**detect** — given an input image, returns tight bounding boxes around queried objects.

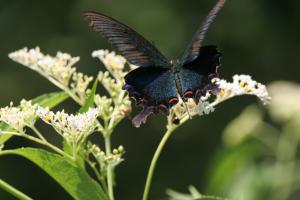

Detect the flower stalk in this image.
[142,121,178,200]
[105,135,114,200]
[1,131,73,160]
[0,179,33,200]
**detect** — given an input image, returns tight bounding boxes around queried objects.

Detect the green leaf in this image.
[62,140,72,155]
[31,91,68,107]
[0,148,108,200]
[79,79,98,113]
[62,140,86,169]
[0,133,11,145]
[167,188,229,200]
[0,91,68,145]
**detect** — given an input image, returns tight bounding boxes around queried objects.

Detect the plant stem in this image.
[29,125,47,142]
[38,72,83,105]
[105,135,114,200]
[1,131,73,160]
[142,124,177,200]
[86,159,108,193]
[0,179,33,200]
[141,99,222,200]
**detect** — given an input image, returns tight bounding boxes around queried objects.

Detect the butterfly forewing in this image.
[180,0,225,65]
[83,11,170,68]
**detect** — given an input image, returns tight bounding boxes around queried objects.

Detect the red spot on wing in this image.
[168,97,178,106]
[159,104,168,109]
[183,90,193,98]
[159,103,169,115]
[194,89,202,104]
[195,89,201,97]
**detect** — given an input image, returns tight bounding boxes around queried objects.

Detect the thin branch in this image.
[0,179,33,200]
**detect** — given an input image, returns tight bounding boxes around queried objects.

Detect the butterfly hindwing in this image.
[83,11,170,68]
[124,67,177,107]
[179,46,221,101]
[124,67,178,127]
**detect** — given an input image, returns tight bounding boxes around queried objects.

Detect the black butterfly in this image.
[84,0,225,127]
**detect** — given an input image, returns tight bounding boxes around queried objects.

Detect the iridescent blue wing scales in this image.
[124,67,177,107]
[124,67,177,127]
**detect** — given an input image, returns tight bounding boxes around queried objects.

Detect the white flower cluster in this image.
[171,98,214,122]
[92,50,132,134]
[88,144,125,168]
[171,75,270,121]
[92,50,126,76]
[9,47,93,103]
[71,72,93,101]
[94,95,113,119]
[37,107,100,145]
[98,71,123,98]
[215,74,271,105]
[0,100,38,132]
[197,101,215,116]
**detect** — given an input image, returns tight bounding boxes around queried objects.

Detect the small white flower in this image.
[9,47,79,87]
[215,74,271,105]
[0,105,24,132]
[91,49,132,134]
[8,47,44,70]
[37,107,100,145]
[92,49,126,73]
[9,47,93,103]
[70,72,94,100]
[98,71,123,98]
[197,101,215,115]
[19,100,39,127]
[170,74,270,123]
[0,100,38,132]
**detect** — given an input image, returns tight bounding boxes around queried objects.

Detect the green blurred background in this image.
[0,0,300,199]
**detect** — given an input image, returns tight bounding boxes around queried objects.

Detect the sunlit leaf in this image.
[0,148,109,200]
[31,91,68,107]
